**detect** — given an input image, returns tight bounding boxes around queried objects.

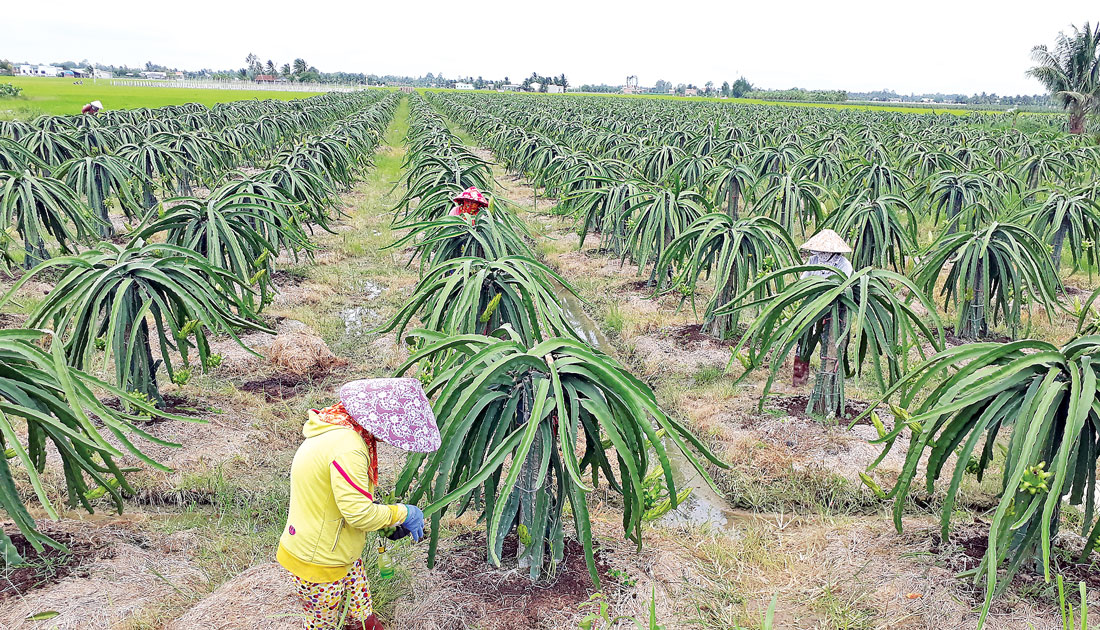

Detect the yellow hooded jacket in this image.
[276,410,408,583]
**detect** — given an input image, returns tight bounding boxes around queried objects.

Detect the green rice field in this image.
[0,76,329,118]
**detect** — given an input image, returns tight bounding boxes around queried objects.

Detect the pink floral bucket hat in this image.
[339,378,441,453]
[452,186,489,207]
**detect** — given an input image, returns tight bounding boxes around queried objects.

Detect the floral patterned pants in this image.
[291,559,380,629]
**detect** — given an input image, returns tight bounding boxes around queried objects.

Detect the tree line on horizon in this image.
[2,19,1096,124]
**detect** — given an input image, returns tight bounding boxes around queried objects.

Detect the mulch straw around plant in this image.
[0,522,205,630]
[164,562,303,630]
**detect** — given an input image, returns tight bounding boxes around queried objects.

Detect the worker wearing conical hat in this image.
[448,186,489,219]
[799,229,853,279]
[793,229,853,386]
[81,100,103,115]
[278,378,441,630]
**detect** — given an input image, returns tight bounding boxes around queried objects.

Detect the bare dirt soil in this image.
[932,521,1100,591]
[0,528,115,599]
[400,532,612,630]
[767,393,879,424]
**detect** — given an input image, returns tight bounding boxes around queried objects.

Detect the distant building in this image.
[59,70,75,78]
[255,74,276,83]
[684,88,698,96]
[497,84,522,92]
[21,65,60,77]
[455,82,474,90]
[141,71,167,80]
[93,69,113,79]
[547,85,564,94]
[529,82,541,92]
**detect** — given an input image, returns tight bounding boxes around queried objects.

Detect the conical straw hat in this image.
[800,229,851,253]
[339,378,441,453]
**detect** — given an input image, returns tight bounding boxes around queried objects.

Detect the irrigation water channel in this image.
[554,286,749,530]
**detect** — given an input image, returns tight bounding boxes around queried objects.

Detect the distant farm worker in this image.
[792,229,853,387]
[448,185,489,219]
[278,378,441,630]
[80,100,103,115]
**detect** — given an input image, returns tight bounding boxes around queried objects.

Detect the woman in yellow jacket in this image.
[278,378,441,630]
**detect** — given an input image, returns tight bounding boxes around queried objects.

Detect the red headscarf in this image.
[449,200,482,217]
[314,402,379,486]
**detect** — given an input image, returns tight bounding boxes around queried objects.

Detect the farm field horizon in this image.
[0,76,330,117]
[2,16,1100,630]
[1,76,1063,122]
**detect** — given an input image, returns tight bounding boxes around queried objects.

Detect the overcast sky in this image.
[7,0,1095,94]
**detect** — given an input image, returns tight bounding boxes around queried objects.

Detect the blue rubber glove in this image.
[400,505,425,542]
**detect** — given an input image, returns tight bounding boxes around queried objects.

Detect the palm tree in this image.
[1027,23,1100,134]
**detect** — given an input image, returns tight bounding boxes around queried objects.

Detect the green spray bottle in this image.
[376,544,394,580]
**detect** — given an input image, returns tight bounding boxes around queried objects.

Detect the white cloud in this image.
[6,0,1094,94]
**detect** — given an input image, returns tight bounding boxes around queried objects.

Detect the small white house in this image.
[684,88,698,97]
[455,82,474,90]
[22,65,61,77]
[529,82,541,92]
[141,71,167,80]
[547,85,564,94]
[93,69,113,79]
[497,84,522,92]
